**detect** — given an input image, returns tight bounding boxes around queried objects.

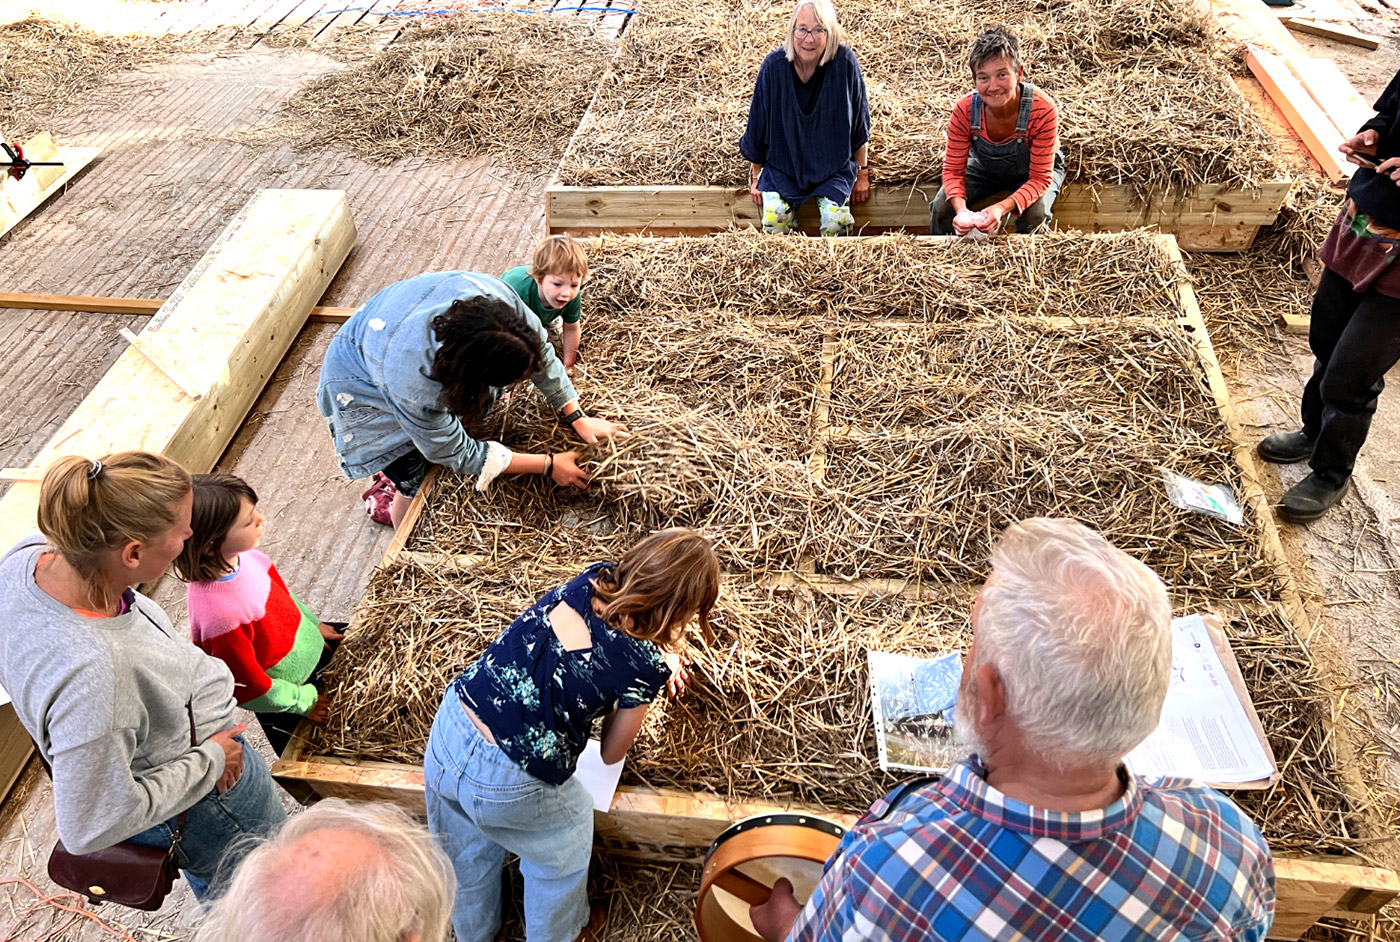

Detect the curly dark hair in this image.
[431,297,543,428]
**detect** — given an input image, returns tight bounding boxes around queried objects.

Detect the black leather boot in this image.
[1280,473,1350,523]
[1257,430,1314,464]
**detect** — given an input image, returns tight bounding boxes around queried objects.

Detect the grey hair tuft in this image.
[193,799,455,942]
[973,517,1171,768]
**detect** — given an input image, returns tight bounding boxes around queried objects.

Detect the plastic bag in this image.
[1161,469,1244,524]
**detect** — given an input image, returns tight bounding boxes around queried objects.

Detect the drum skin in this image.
[695,814,846,942]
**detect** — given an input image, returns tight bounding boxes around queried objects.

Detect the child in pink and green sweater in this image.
[174,474,345,756]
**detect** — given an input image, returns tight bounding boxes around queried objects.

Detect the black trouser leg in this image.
[1303,268,1400,484]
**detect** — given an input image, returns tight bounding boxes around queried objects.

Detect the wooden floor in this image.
[0,28,571,938]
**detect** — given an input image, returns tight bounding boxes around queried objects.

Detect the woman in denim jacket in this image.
[317,271,627,528]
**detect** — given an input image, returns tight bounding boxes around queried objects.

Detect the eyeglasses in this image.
[793,26,828,39]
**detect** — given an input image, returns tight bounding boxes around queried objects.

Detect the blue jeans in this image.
[425,693,593,942]
[126,738,286,900]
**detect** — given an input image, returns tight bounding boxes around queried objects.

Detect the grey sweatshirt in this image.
[0,536,237,855]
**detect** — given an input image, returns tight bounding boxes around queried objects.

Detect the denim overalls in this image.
[931,81,1067,234]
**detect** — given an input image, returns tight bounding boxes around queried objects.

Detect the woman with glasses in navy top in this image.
[740,0,871,237]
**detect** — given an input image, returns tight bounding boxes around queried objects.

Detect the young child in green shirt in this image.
[501,236,589,371]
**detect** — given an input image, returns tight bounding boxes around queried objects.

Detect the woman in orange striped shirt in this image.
[930,28,1065,237]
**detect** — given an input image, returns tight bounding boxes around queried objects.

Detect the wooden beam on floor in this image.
[0,291,358,323]
[1280,16,1382,49]
[0,131,101,240]
[0,189,356,546]
[1287,56,1376,140]
[1247,46,1349,182]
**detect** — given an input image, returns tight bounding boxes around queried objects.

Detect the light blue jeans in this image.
[126,737,286,900]
[425,692,594,942]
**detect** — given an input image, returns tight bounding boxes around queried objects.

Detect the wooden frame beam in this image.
[0,291,357,323]
[545,182,1291,251]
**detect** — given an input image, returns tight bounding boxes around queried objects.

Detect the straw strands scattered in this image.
[314,560,1359,852]
[0,17,198,139]
[311,230,1365,856]
[267,16,615,171]
[559,0,1283,191]
[583,229,1188,322]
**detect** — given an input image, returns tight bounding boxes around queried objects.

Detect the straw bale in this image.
[584,229,1187,322]
[266,15,614,171]
[314,561,1358,854]
[558,0,1283,192]
[0,17,197,139]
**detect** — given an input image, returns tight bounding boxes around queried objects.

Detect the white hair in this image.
[971,518,1171,767]
[194,800,455,942]
[782,0,843,67]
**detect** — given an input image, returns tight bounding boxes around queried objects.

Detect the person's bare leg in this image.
[390,490,413,530]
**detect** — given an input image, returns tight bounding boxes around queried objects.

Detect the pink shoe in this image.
[361,474,396,526]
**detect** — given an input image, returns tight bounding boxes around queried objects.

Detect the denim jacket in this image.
[316,271,577,481]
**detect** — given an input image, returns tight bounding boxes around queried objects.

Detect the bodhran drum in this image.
[694,813,846,942]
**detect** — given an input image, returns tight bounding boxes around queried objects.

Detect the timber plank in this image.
[546,182,1292,236]
[0,291,357,323]
[1248,47,1349,182]
[0,189,356,548]
[1289,56,1376,140]
[1281,17,1382,49]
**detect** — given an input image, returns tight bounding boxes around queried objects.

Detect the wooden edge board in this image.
[1158,234,1382,865]
[1287,57,1376,142]
[1247,47,1349,182]
[0,143,102,240]
[1282,17,1381,49]
[1207,0,1305,56]
[268,745,1397,936]
[0,292,357,323]
[1283,313,1311,335]
[546,182,1292,235]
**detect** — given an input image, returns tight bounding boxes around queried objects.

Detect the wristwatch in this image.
[561,408,587,425]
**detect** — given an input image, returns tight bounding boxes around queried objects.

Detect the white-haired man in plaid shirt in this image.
[753,518,1276,942]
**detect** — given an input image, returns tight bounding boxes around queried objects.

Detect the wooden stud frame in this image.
[272,234,1398,938]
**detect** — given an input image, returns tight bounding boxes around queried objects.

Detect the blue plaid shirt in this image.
[789,757,1275,942]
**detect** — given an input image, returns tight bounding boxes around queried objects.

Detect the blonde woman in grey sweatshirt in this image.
[0,451,285,899]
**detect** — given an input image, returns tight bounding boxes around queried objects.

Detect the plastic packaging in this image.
[1161,469,1244,524]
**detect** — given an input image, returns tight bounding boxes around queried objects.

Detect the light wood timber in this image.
[0,189,356,550]
[1283,313,1311,334]
[117,327,207,399]
[1287,56,1376,141]
[545,182,1291,245]
[1271,858,1400,939]
[1247,47,1349,182]
[0,131,101,239]
[0,291,358,323]
[1205,0,1304,55]
[1280,16,1382,49]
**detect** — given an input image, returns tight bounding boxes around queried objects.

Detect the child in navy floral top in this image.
[425,529,721,942]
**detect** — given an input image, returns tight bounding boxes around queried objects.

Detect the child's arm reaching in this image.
[599,704,650,765]
[562,321,581,372]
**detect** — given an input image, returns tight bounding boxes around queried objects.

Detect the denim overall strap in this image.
[968,82,1035,182]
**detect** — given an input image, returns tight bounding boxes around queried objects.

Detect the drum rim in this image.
[705,813,847,858]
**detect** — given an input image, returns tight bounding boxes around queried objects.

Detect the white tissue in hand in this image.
[954,210,978,229]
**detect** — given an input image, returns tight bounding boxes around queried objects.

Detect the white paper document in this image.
[1125,614,1275,784]
[575,739,625,812]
